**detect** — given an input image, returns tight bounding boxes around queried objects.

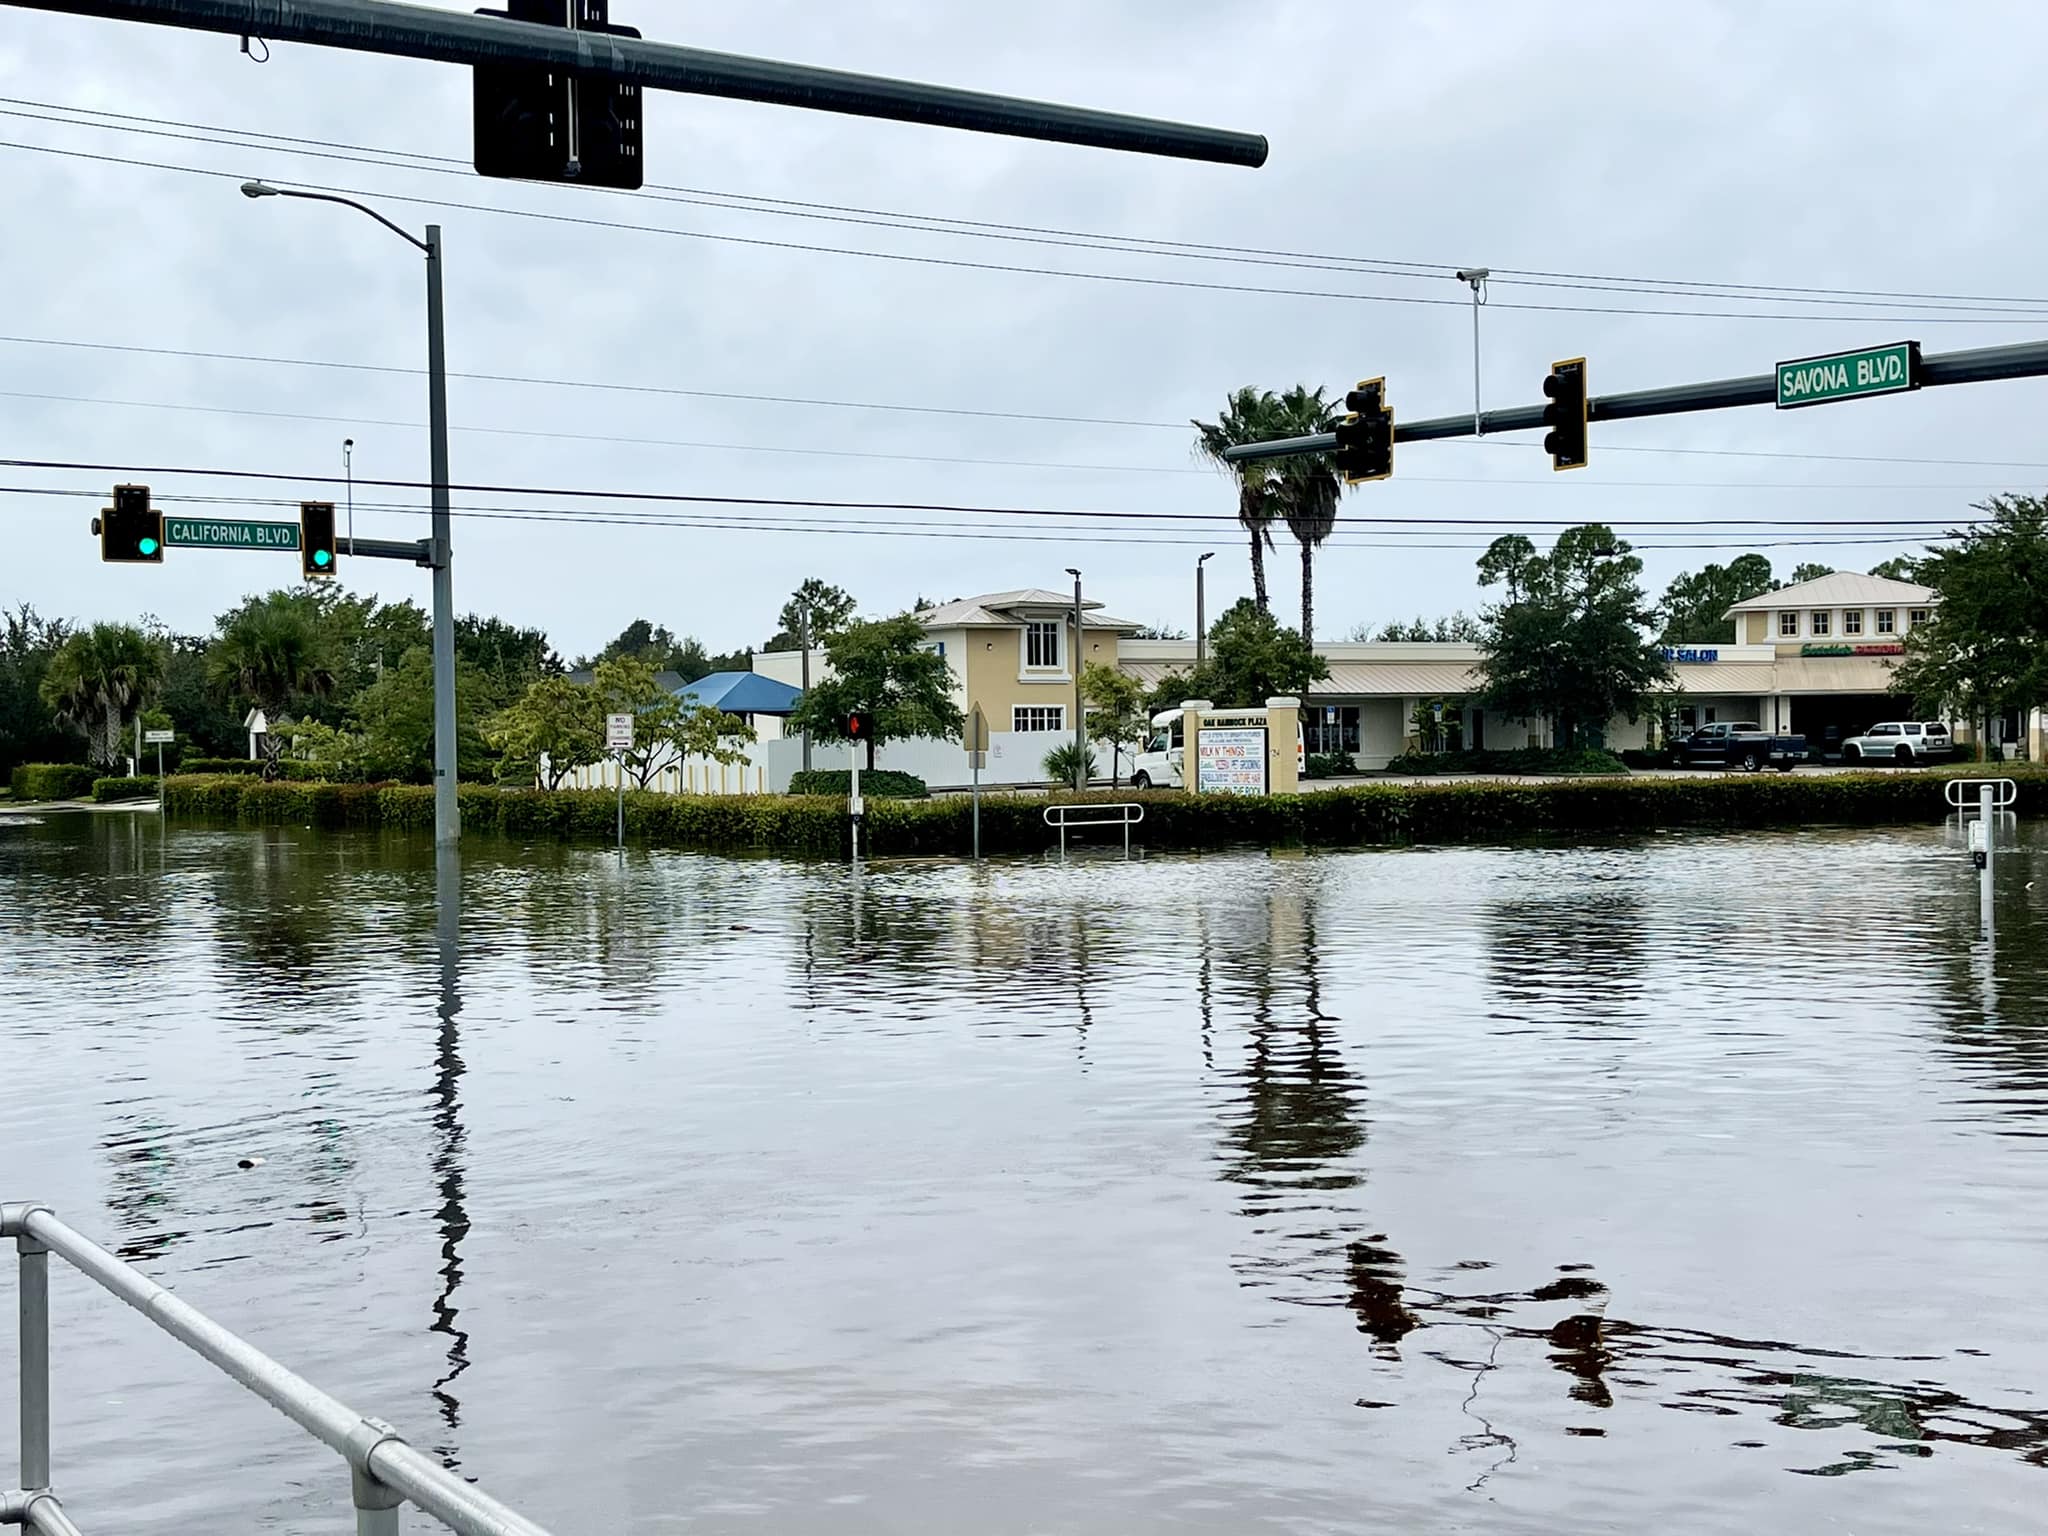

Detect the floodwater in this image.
[3,811,2047,1535]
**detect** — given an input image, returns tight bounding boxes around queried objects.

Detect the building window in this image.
[1779,611,1799,637]
[1024,620,1061,669]
[1843,609,1863,636]
[1810,611,1831,637]
[1908,607,1932,627]
[1013,705,1064,732]
[1875,609,1896,634]
[1305,706,1361,755]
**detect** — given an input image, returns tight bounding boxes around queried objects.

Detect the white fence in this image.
[550,729,1107,796]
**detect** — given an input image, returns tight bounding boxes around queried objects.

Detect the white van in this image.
[1128,708,1305,790]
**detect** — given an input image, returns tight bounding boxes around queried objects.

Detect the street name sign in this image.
[143,729,175,744]
[1776,341,1919,409]
[606,712,635,751]
[164,517,301,550]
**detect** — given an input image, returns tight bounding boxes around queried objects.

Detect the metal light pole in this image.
[1195,551,1215,667]
[242,181,458,849]
[798,600,813,774]
[1066,567,1085,791]
[1456,267,1488,438]
[343,436,355,549]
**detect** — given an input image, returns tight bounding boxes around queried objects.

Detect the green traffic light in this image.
[138,537,160,556]
[313,548,332,567]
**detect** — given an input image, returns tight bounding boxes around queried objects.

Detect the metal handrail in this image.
[1945,777,2018,810]
[1042,801,1145,856]
[3,1202,556,1536]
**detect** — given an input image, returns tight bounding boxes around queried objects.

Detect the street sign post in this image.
[966,705,990,859]
[143,729,175,744]
[163,518,302,551]
[145,728,173,808]
[1776,341,1920,409]
[605,712,633,851]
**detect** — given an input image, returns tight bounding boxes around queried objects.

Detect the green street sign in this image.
[1776,341,1919,409]
[163,517,301,551]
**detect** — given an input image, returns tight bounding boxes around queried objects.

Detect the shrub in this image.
[1041,741,1099,787]
[1304,751,1355,780]
[1382,747,1629,777]
[1618,749,1669,770]
[786,769,930,799]
[9,764,98,801]
[91,776,159,803]
[179,756,333,781]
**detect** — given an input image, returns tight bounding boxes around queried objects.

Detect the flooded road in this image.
[4,813,2047,1534]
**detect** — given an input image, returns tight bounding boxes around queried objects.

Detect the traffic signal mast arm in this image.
[1220,335,2048,464]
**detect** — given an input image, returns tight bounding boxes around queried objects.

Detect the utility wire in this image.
[3,133,2043,327]
[9,95,2048,314]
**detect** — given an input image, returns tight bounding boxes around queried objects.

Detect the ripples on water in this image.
[3,813,2047,1534]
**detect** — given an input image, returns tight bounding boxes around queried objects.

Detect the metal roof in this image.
[920,589,1141,631]
[1725,571,1934,615]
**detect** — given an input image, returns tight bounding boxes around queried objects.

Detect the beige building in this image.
[916,588,1141,734]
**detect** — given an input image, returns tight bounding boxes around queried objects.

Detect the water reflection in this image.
[429,846,472,1456]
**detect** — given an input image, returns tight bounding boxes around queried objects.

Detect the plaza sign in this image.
[1776,342,1920,410]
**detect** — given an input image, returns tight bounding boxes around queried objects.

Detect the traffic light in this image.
[1334,377,1393,484]
[300,501,339,580]
[473,0,643,189]
[846,711,877,743]
[1542,357,1590,471]
[95,483,163,564]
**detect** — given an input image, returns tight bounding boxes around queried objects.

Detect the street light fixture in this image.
[1196,551,1216,668]
[1066,567,1085,792]
[240,180,458,850]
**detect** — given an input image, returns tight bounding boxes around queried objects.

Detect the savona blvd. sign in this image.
[1776,341,1920,409]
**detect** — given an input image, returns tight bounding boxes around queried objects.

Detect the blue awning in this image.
[672,671,803,716]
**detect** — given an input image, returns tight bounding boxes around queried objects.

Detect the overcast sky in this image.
[4,0,2046,658]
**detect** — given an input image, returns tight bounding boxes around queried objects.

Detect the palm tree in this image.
[208,594,336,777]
[39,623,168,768]
[1193,387,1284,615]
[1270,384,1343,649]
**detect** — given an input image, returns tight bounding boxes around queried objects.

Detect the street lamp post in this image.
[1066,567,1085,792]
[242,181,458,849]
[1195,551,1215,668]
[798,599,813,774]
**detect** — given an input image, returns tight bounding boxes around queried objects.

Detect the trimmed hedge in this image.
[9,763,98,801]
[787,769,930,799]
[91,776,159,803]
[160,767,2046,855]
[1383,746,1630,776]
[179,756,333,780]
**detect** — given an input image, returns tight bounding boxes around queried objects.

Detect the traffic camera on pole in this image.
[1542,358,1590,471]
[300,502,339,580]
[95,484,162,564]
[1334,378,1393,484]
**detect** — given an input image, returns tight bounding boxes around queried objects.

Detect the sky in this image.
[5,0,2048,660]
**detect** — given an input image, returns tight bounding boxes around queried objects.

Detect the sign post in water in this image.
[606,713,634,852]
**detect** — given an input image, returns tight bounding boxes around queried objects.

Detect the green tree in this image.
[669,704,756,770]
[486,674,602,789]
[1655,553,1776,644]
[1193,387,1288,615]
[209,592,338,751]
[785,613,964,769]
[1357,613,1483,642]
[39,622,168,768]
[1475,525,1671,748]
[589,655,679,788]
[0,604,75,775]
[1894,495,2048,745]
[1144,599,1329,713]
[1270,384,1344,647]
[1788,562,1836,585]
[1080,660,1149,786]
[156,634,243,759]
[456,614,561,712]
[1867,555,1924,582]
[765,578,858,651]
[350,645,487,783]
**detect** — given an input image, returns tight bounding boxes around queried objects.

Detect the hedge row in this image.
[9,763,98,801]
[91,776,159,803]
[787,769,929,798]
[161,767,2046,855]
[179,757,333,780]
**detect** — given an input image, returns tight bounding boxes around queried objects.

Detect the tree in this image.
[1867,556,1924,583]
[456,614,561,712]
[157,634,243,759]
[785,613,964,768]
[1143,599,1328,713]
[209,592,337,748]
[350,645,488,783]
[1788,562,1836,585]
[0,604,75,776]
[1474,525,1672,748]
[1080,661,1149,786]
[39,623,168,768]
[486,675,602,789]
[1193,387,1287,615]
[1130,623,1189,640]
[1655,554,1776,644]
[1357,613,1483,642]
[764,578,858,651]
[1270,384,1344,647]
[668,703,756,771]
[589,655,682,789]
[1894,495,2048,745]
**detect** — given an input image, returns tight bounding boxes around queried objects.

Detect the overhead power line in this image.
[8,95,2048,315]
[3,132,2044,327]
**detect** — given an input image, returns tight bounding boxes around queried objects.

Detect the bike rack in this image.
[1944,778,2018,811]
[1043,801,1144,857]
[2,1202,557,1536]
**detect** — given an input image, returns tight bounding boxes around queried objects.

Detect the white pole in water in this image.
[1980,781,1995,935]
[850,751,862,864]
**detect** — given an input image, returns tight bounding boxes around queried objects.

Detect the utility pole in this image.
[1195,551,1214,668]
[425,224,457,849]
[798,600,813,774]
[1067,567,1086,791]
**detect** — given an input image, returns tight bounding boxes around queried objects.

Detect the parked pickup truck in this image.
[1840,721,1954,765]
[1669,722,1808,772]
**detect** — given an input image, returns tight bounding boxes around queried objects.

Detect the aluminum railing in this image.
[1944,777,2018,810]
[2,1202,558,1536]
[1043,801,1145,857]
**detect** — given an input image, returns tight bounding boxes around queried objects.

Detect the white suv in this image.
[1841,721,1953,765]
